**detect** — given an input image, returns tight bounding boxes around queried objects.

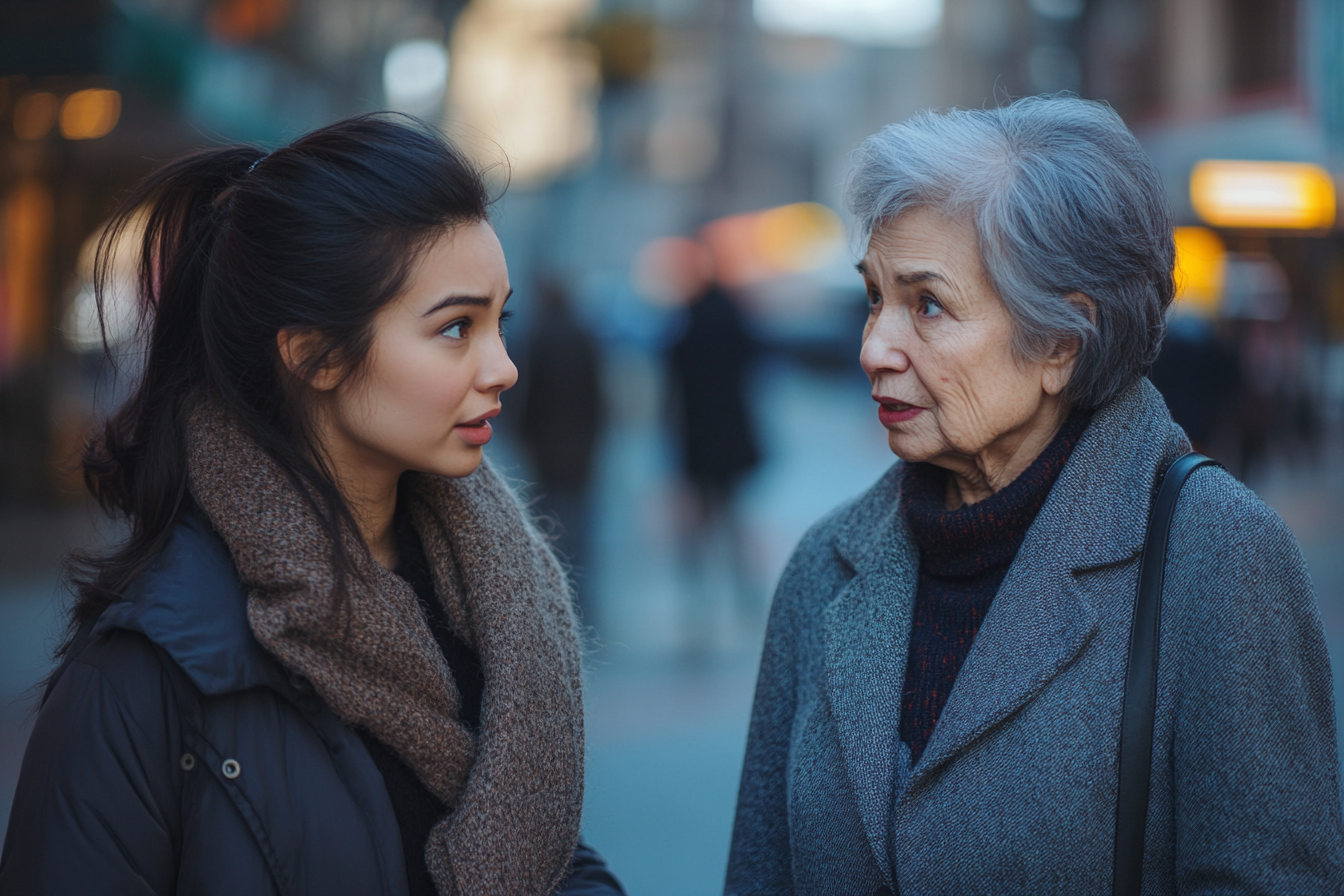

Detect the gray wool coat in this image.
[726,378,1344,895]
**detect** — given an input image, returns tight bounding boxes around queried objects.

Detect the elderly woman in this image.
[725,96,1343,895]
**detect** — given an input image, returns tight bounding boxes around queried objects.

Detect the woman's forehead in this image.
[862,208,983,282]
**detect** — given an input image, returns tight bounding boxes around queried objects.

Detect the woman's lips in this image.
[455,409,498,446]
[875,398,926,426]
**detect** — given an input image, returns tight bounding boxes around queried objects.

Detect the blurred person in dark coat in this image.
[668,276,762,648]
[519,280,606,620]
[1148,311,1235,456]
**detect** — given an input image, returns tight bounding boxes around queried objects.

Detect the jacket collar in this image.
[94,510,289,696]
[823,378,1188,872]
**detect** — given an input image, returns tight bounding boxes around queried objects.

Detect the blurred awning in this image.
[1137,106,1334,228]
[0,0,111,78]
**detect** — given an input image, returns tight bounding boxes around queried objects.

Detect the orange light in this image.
[1172,226,1225,316]
[59,89,121,140]
[1190,160,1336,230]
[2,180,55,367]
[208,0,291,44]
[700,202,845,287]
[755,202,844,272]
[631,237,713,306]
[13,91,58,140]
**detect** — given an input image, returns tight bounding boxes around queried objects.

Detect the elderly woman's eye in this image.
[919,296,944,317]
[867,289,882,309]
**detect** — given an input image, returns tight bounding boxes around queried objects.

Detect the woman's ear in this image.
[277,328,340,392]
[1041,292,1095,397]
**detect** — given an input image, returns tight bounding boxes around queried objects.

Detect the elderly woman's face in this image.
[859,207,1075,478]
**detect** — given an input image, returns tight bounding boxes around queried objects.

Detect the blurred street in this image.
[5,0,1344,892]
[5,354,1344,895]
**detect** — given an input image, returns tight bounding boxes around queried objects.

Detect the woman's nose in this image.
[480,334,519,393]
[860,308,912,376]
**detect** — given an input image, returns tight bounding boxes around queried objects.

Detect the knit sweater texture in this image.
[898,410,1090,763]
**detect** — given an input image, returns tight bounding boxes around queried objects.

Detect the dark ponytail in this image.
[66,114,492,640]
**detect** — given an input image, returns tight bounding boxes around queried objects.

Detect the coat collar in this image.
[823,378,1188,866]
[94,510,289,696]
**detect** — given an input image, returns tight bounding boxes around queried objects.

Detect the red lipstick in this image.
[874,396,925,426]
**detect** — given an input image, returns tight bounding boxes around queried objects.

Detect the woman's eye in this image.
[498,309,514,337]
[867,289,882,310]
[918,295,944,317]
[440,319,469,340]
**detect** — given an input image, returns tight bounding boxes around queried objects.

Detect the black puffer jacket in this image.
[0,514,621,896]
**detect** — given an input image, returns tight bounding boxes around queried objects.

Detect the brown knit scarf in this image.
[185,401,584,896]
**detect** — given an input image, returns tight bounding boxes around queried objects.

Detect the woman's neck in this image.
[938,397,1070,509]
[344,475,400,570]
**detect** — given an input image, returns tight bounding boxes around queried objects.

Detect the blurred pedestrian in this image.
[668,273,762,650]
[0,116,623,896]
[519,279,606,621]
[1148,310,1235,455]
[728,96,1342,894]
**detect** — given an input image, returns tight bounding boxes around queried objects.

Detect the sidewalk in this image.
[2,364,1343,896]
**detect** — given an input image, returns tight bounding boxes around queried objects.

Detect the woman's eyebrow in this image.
[421,295,492,317]
[854,262,944,285]
[895,271,944,285]
[421,288,514,317]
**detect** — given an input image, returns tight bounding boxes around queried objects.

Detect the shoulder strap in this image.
[1113,452,1218,896]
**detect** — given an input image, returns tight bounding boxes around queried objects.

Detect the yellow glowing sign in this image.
[1190,160,1336,230]
[1172,226,1225,316]
[60,89,121,140]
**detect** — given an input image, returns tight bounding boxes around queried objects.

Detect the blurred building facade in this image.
[2,0,1344,504]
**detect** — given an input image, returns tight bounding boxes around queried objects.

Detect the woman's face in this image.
[858,206,1074,479]
[315,220,517,483]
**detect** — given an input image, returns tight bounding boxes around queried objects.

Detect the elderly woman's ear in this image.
[1041,292,1095,397]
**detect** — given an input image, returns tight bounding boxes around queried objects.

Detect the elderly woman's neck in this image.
[939,398,1072,510]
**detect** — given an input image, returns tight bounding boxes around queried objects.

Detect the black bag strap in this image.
[1113,451,1218,896]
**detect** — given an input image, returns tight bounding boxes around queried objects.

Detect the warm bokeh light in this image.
[1190,160,1337,230]
[207,0,291,44]
[2,181,55,368]
[59,89,122,140]
[631,236,713,306]
[12,91,58,140]
[449,0,599,185]
[700,202,845,287]
[1172,226,1226,316]
[755,202,845,272]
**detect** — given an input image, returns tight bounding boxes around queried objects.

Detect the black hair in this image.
[66,114,493,642]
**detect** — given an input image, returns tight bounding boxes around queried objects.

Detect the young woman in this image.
[0,116,623,896]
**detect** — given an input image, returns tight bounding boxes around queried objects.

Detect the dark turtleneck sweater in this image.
[898,409,1090,764]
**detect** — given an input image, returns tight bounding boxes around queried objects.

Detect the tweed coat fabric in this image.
[726,378,1344,895]
[186,402,584,896]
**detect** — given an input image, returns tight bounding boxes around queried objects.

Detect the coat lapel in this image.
[907,556,1099,785]
[907,378,1188,786]
[816,379,1189,867]
[824,470,919,883]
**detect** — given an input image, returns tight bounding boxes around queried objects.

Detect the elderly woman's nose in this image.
[861,311,913,375]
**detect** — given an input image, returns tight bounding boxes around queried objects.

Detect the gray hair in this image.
[846,95,1174,410]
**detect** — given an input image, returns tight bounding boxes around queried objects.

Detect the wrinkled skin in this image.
[858,206,1083,508]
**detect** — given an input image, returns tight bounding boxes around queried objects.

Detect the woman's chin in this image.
[416,448,485,480]
[887,431,936,464]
